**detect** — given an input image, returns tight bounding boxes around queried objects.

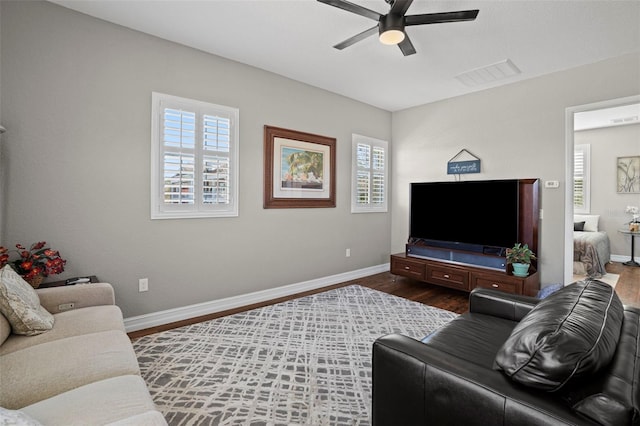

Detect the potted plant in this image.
[506,243,536,277]
[0,241,66,288]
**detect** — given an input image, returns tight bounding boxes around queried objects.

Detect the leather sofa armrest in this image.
[372,334,589,426]
[36,283,115,314]
[469,288,540,322]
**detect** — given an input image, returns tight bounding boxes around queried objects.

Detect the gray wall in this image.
[391,53,640,287]
[1,1,392,317]
[575,123,640,257]
[0,3,4,243]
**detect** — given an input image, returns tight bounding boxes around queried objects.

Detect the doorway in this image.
[565,95,640,284]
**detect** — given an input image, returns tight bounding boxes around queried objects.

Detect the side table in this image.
[38,275,99,288]
[618,229,640,267]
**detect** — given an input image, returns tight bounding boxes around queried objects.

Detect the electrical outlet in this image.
[139,278,149,292]
[346,248,351,257]
[58,302,75,311]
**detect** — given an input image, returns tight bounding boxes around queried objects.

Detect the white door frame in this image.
[564,94,640,285]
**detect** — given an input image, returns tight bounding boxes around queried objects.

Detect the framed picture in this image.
[264,125,336,208]
[617,156,640,193]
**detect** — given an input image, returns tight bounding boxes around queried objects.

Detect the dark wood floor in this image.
[128,261,639,339]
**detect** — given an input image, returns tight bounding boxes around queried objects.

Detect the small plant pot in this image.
[512,263,530,277]
[25,274,44,289]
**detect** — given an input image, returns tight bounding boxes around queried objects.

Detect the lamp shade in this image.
[379,29,405,45]
[379,14,405,45]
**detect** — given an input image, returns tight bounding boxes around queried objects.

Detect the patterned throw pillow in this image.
[0,265,54,335]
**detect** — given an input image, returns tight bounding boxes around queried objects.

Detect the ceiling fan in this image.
[317,0,479,56]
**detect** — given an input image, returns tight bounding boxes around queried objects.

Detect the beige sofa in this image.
[0,282,167,425]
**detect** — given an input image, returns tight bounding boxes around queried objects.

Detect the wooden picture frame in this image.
[617,156,640,194]
[264,125,336,208]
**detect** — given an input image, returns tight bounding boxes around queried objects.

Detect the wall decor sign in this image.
[617,155,640,193]
[264,125,336,208]
[447,149,481,175]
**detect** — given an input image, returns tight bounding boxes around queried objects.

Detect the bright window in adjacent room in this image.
[151,92,239,219]
[574,144,591,214]
[351,134,388,213]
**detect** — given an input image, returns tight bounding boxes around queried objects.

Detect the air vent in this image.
[610,116,639,125]
[455,59,521,87]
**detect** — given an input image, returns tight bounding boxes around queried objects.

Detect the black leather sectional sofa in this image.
[372,280,639,425]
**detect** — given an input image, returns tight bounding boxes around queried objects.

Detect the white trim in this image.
[124,263,390,332]
[611,254,640,264]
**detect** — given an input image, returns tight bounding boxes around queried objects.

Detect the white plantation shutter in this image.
[574,144,590,214]
[151,93,239,219]
[352,134,388,213]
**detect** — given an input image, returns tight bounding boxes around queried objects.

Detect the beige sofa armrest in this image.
[36,283,115,314]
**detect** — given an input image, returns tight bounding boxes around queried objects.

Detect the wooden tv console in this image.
[390,252,540,296]
[392,178,541,296]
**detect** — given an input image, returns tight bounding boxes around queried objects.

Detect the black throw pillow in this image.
[574,221,586,231]
[494,280,623,391]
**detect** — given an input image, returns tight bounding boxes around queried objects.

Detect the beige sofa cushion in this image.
[0,330,140,409]
[0,265,54,335]
[0,305,125,356]
[23,375,166,426]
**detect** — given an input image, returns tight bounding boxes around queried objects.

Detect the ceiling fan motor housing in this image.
[379,13,405,45]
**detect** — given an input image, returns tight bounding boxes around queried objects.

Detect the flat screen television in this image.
[410,179,519,254]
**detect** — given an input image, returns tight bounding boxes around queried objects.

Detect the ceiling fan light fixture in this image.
[379,29,405,45]
[379,13,405,45]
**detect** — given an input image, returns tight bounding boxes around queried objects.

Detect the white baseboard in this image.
[611,254,640,263]
[124,263,390,333]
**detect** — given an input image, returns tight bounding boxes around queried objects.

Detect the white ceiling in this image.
[50,0,640,112]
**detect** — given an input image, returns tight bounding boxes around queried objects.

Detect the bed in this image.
[573,214,611,278]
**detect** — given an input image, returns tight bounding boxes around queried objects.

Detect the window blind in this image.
[351,135,388,213]
[151,92,239,219]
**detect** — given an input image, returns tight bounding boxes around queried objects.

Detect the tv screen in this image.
[410,180,519,251]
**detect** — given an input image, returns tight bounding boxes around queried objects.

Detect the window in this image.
[351,134,388,213]
[151,92,239,219]
[574,144,590,214]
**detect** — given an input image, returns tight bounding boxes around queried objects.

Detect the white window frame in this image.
[573,144,591,214]
[351,134,388,213]
[151,92,239,219]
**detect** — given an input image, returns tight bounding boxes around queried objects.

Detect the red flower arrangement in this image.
[0,241,66,283]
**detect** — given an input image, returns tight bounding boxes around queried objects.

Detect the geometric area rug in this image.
[133,285,458,425]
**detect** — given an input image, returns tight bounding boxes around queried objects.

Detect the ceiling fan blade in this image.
[389,0,413,16]
[405,10,479,26]
[333,25,379,50]
[398,35,416,56]
[317,0,381,21]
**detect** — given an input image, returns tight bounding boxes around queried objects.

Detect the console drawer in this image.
[391,256,425,280]
[425,264,469,291]
[472,275,523,294]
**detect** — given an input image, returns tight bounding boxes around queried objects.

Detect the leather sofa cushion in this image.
[422,312,516,369]
[494,280,623,391]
